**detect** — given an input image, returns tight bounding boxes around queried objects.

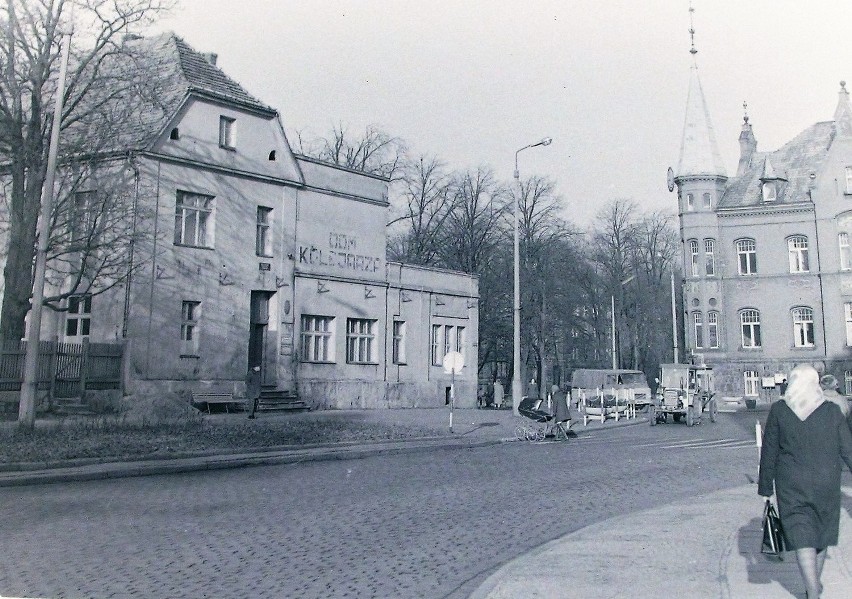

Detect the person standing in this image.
[551,384,573,439]
[820,374,849,417]
[246,365,262,419]
[758,364,852,598]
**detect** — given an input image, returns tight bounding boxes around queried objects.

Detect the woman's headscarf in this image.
[784,364,824,421]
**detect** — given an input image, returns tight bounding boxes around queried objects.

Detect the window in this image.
[707,311,719,349]
[693,312,704,348]
[443,325,454,358]
[736,239,757,275]
[431,325,442,365]
[689,239,700,277]
[788,236,810,273]
[432,324,464,366]
[744,370,759,397]
[456,326,465,356]
[180,301,200,355]
[846,166,852,194]
[174,191,214,248]
[762,181,776,202]
[703,192,711,209]
[346,318,377,364]
[846,370,852,396]
[686,193,694,211]
[301,315,334,362]
[841,233,851,271]
[65,294,92,338]
[219,116,236,149]
[846,303,852,346]
[704,239,716,276]
[392,321,407,364]
[792,307,815,347]
[740,309,761,348]
[256,206,272,256]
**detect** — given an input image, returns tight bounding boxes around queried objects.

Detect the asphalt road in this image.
[0,412,762,599]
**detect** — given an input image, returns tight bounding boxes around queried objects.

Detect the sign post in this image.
[442,351,465,433]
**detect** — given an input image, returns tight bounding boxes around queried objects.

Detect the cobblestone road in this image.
[0,413,760,598]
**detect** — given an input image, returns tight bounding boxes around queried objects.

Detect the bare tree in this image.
[512,175,578,393]
[439,166,508,273]
[386,154,454,266]
[0,0,169,341]
[299,122,407,179]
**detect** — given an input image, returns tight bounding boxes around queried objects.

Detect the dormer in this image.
[760,156,785,202]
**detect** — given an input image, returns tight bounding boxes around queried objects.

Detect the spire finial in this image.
[743,101,749,123]
[688,2,697,58]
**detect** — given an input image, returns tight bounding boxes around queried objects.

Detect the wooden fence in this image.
[0,339,124,406]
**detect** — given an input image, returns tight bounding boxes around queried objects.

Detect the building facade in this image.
[32,33,479,409]
[674,58,852,403]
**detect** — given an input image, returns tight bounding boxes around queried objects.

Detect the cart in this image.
[651,363,717,427]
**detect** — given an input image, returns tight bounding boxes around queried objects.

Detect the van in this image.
[569,368,652,409]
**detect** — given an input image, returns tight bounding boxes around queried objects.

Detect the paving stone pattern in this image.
[0,415,760,598]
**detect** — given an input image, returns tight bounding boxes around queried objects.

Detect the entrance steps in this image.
[258,388,310,412]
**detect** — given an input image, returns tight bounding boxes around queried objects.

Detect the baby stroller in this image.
[515,397,570,441]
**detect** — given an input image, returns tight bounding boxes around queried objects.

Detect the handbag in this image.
[761,499,787,559]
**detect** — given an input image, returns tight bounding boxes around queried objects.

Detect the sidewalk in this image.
[0,407,644,486]
[469,483,852,599]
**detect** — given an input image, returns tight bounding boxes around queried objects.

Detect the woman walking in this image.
[758,364,852,598]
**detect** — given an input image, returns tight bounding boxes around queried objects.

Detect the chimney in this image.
[202,52,218,66]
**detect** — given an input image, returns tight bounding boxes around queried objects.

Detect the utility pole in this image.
[671,271,679,363]
[19,29,71,427]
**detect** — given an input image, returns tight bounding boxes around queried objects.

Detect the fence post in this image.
[47,336,58,412]
[121,338,131,396]
[80,338,89,403]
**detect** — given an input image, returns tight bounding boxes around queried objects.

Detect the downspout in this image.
[811,193,828,361]
[121,152,140,339]
[144,160,162,375]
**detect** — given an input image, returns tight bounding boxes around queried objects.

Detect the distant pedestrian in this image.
[246,365,261,419]
[779,377,788,397]
[527,378,538,400]
[820,374,848,417]
[551,384,573,439]
[493,381,504,409]
[758,364,852,599]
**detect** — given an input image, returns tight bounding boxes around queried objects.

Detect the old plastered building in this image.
[35,33,478,409]
[673,53,852,402]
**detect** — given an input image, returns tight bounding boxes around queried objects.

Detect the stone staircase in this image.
[53,397,98,415]
[257,388,310,412]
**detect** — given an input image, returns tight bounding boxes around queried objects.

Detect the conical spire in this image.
[834,81,852,137]
[677,65,727,179]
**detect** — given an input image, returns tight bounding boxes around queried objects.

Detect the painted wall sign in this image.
[297,232,382,273]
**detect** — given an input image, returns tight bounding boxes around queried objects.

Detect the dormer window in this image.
[170,127,180,140]
[219,116,236,149]
[268,150,276,161]
[760,156,785,202]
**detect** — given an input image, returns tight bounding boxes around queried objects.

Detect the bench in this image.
[192,392,242,414]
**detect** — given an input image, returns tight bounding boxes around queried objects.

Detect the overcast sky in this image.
[154,1,851,225]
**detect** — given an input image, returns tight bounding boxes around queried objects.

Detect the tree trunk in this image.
[0,164,41,341]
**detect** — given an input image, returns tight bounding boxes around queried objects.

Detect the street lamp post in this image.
[512,137,552,415]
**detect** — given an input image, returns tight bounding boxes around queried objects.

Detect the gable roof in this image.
[77,32,276,154]
[717,121,834,210]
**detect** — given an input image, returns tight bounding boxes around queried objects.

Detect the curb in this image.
[0,415,647,487]
[0,437,509,487]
